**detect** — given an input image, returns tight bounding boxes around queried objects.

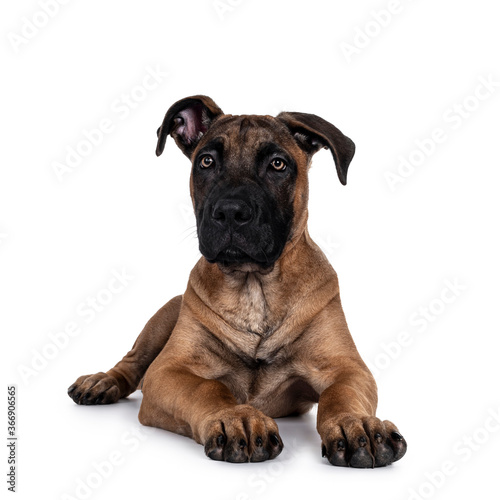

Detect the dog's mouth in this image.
[197,198,289,272]
[204,245,275,273]
[207,245,265,265]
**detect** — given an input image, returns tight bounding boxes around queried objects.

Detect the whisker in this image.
[179,225,197,236]
[179,229,198,244]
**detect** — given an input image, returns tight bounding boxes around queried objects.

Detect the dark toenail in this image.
[391,431,403,441]
[337,439,345,450]
[375,432,383,443]
[216,434,225,447]
[255,437,263,447]
[359,436,367,447]
[322,444,327,457]
[239,439,247,449]
[68,385,76,394]
[270,434,280,446]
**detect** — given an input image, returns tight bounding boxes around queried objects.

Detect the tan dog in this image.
[68,95,407,467]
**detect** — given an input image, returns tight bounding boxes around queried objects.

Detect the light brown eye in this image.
[200,155,214,168]
[270,158,287,171]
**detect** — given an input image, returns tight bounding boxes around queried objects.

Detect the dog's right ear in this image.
[156,95,224,158]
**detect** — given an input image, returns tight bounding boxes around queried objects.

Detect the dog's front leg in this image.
[68,295,182,405]
[316,362,405,467]
[304,297,407,467]
[138,319,284,463]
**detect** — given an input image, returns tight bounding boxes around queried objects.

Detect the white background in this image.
[2,1,500,499]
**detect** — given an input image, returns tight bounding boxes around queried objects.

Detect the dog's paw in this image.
[202,404,283,463]
[67,372,121,405]
[320,413,407,468]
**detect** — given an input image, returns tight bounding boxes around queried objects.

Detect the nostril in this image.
[234,210,251,223]
[212,208,225,221]
[212,199,253,226]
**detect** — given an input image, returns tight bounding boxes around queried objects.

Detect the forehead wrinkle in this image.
[221,119,272,175]
[199,115,302,177]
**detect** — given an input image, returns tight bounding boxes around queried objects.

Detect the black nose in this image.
[212,198,253,228]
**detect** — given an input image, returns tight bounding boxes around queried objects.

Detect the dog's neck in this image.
[190,229,338,338]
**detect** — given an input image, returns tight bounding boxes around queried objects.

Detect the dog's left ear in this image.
[156,95,224,158]
[277,112,355,185]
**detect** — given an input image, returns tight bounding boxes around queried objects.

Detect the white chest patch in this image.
[224,273,269,336]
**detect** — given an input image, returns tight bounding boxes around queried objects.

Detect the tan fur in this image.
[68,98,407,466]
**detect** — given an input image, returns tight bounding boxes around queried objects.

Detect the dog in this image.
[68,95,407,467]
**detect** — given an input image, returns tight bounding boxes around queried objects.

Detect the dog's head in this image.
[156,95,355,272]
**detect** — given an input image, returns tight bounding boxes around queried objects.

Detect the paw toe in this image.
[321,415,407,468]
[349,446,374,468]
[67,373,120,405]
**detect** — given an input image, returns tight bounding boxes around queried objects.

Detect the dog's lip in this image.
[209,246,276,275]
[207,245,268,266]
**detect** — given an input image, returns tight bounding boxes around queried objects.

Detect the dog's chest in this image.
[221,274,271,336]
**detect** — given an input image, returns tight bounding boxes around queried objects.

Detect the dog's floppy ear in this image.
[156,95,224,158]
[277,112,355,185]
